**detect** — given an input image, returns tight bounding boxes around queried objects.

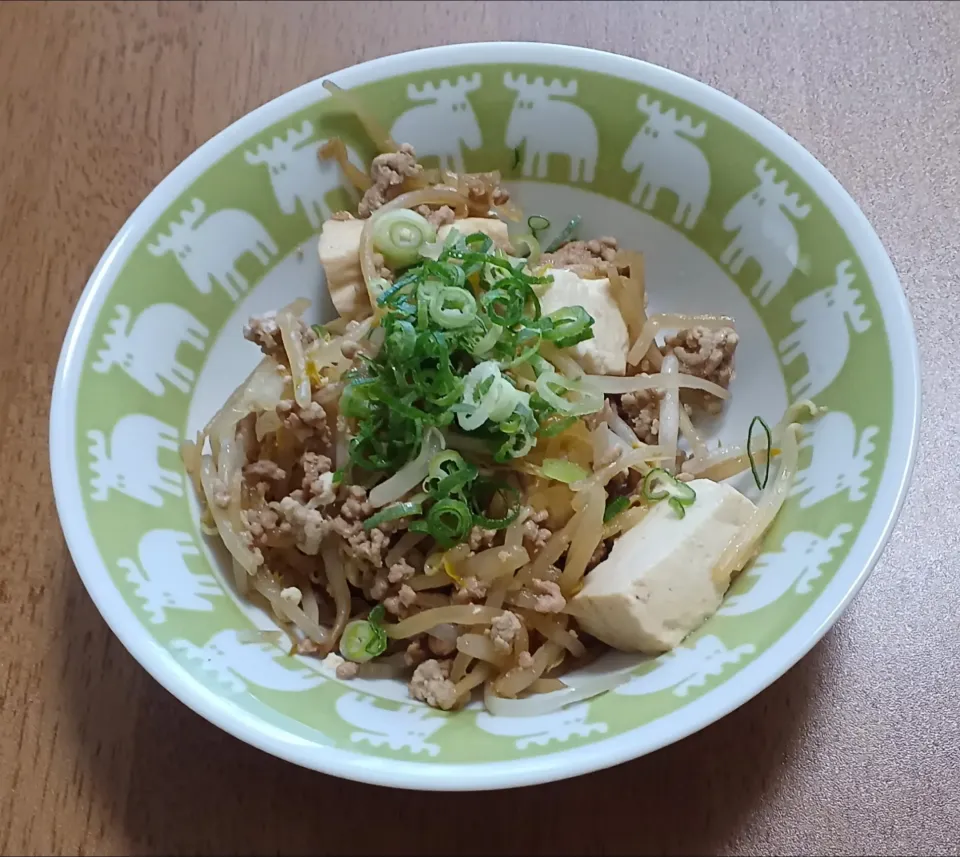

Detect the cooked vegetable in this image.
[372,209,437,268]
[642,468,697,518]
[748,415,773,490]
[340,604,388,662]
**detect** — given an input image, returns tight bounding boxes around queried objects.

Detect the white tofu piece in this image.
[317,218,368,319]
[539,268,629,375]
[567,480,756,653]
[437,217,511,251]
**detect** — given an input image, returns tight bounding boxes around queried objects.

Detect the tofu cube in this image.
[567,480,756,653]
[539,268,630,375]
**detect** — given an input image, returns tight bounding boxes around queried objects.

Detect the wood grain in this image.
[1,1,957,854]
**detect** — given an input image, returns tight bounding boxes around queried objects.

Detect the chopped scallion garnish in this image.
[747,415,773,490]
[339,604,388,663]
[642,468,697,518]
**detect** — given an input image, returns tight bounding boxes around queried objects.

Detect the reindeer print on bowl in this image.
[172,630,326,694]
[791,411,879,509]
[244,120,366,230]
[503,73,598,183]
[334,692,448,757]
[779,260,871,400]
[86,414,182,507]
[390,74,482,173]
[91,303,209,396]
[720,159,811,306]
[475,703,607,751]
[720,524,853,616]
[147,199,279,302]
[119,530,222,624]
[615,636,756,698]
[621,94,710,229]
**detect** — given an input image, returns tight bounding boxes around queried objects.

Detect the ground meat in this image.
[275,493,331,555]
[666,326,739,389]
[367,567,391,601]
[404,637,428,667]
[387,558,416,584]
[243,460,286,485]
[409,659,458,710]
[241,495,289,559]
[530,579,566,613]
[541,237,619,274]
[452,575,488,604]
[518,651,535,668]
[346,527,391,570]
[468,526,498,551]
[416,204,456,228]
[358,144,423,218]
[340,340,360,360]
[620,390,663,444]
[459,173,510,210]
[384,583,417,617]
[427,634,458,657]
[243,312,316,359]
[336,661,360,680]
[276,399,331,445]
[522,509,552,553]
[300,452,334,503]
[340,485,373,521]
[487,610,522,654]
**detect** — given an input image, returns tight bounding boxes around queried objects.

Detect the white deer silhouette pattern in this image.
[474,702,607,750]
[621,94,710,229]
[389,74,483,173]
[720,524,853,616]
[334,692,448,756]
[615,636,756,697]
[503,72,598,183]
[87,414,182,507]
[791,411,878,509]
[91,303,209,396]
[171,630,326,693]
[147,198,279,301]
[118,530,222,624]
[779,260,871,400]
[720,159,811,306]
[244,119,365,229]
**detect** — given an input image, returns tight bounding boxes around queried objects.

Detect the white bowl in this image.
[50,42,920,790]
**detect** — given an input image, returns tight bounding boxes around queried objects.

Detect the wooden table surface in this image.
[2,1,956,854]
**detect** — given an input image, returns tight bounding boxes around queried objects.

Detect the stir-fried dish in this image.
[182,82,820,715]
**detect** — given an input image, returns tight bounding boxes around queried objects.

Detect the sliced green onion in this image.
[527,214,551,236]
[430,286,477,330]
[470,320,504,356]
[535,371,604,417]
[511,233,542,265]
[540,306,595,348]
[424,498,474,549]
[540,414,578,438]
[340,605,388,662]
[331,469,344,485]
[311,323,330,340]
[603,496,630,523]
[541,458,590,484]
[747,415,772,490]
[642,468,696,518]
[544,215,582,253]
[363,500,423,531]
[481,289,523,327]
[372,209,437,268]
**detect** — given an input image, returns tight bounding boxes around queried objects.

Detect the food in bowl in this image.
[182,81,821,715]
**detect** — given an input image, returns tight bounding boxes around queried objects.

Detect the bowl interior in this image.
[53,45,913,789]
